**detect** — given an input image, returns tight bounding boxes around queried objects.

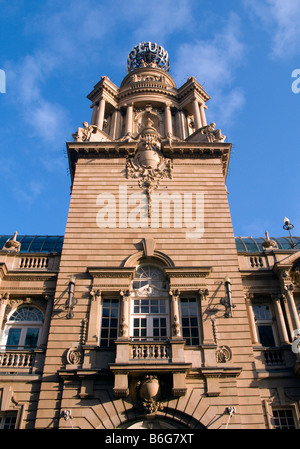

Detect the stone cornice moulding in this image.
[177,76,210,99]
[87,76,119,105]
[164,266,212,277]
[87,267,136,280]
[273,250,300,274]
[1,271,58,282]
[66,139,232,184]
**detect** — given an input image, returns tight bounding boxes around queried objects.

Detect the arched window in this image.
[131,264,169,341]
[132,265,166,290]
[3,306,44,349]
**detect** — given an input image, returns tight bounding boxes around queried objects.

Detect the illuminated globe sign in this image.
[127,42,170,73]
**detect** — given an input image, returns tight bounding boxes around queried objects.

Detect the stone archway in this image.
[119,417,187,429]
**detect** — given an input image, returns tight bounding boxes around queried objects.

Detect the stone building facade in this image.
[0,43,300,430]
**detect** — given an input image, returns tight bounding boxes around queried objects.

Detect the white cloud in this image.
[172,13,246,126]
[6,52,70,144]
[245,0,300,58]
[126,0,194,42]
[14,180,44,205]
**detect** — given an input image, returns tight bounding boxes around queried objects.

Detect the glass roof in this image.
[0,234,299,254]
[235,236,300,253]
[0,235,63,253]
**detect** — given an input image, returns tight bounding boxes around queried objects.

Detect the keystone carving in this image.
[136,375,164,414]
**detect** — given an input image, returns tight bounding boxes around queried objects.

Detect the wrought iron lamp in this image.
[65,275,77,319]
[283,217,296,248]
[220,276,235,317]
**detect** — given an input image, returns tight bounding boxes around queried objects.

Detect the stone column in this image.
[111,108,121,140]
[86,289,102,345]
[90,104,98,125]
[96,97,106,130]
[199,103,207,126]
[169,290,182,338]
[192,98,202,130]
[164,103,172,137]
[273,295,290,345]
[39,295,54,348]
[119,290,130,339]
[0,295,8,331]
[245,292,259,344]
[284,283,300,333]
[124,103,133,136]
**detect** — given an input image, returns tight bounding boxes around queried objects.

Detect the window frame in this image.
[179,296,201,347]
[1,306,44,350]
[253,302,278,347]
[272,407,297,429]
[130,263,170,341]
[99,298,120,348]
[0,413,17,429]
[130,298,169,341]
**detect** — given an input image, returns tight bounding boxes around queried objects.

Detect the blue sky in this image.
[0,0,299,240]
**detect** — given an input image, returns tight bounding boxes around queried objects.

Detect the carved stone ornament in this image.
[200,122,225,142]
[72,121,110,142]
[72,121,97,141]
[3,231,21,252]
[290,262,300,287]
[66,347,83,365]
[216,345,232,363]
[262,231,278,250]
[188,122,225,143]
[137,374,164,414]
[126,118,173,215]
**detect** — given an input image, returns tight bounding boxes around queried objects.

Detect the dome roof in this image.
[127,42,170,73]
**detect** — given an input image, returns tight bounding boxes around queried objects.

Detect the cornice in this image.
[66,140,232,181]
[164,266,212,279]
[87,267,136,280]
[1,271,58,282]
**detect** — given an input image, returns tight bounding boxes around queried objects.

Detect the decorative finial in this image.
[127,42,170,73]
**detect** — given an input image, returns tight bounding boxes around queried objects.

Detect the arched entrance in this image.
[119,417,187,429]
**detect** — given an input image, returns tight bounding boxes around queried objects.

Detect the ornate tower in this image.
[35,42,266,429]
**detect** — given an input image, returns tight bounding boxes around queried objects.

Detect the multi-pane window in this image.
[3,306,43,350]
[253,304,276,347]
[131,299,168,341]
[180,298,200,346]
[272,409,296,429]
[131,265,169,341]
[100,299,119,347]
[0,414,17,429]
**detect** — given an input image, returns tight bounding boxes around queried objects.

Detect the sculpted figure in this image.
[201,122,225,142]
[72,121,97,142]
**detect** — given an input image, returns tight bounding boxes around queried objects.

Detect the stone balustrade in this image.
[0,350,34,368]
[130,341,170,361]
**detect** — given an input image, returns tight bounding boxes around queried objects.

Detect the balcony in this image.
[110,338,191,398]
[0,347,45,374]
[0,349,34,369]
[253,346,297,376]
